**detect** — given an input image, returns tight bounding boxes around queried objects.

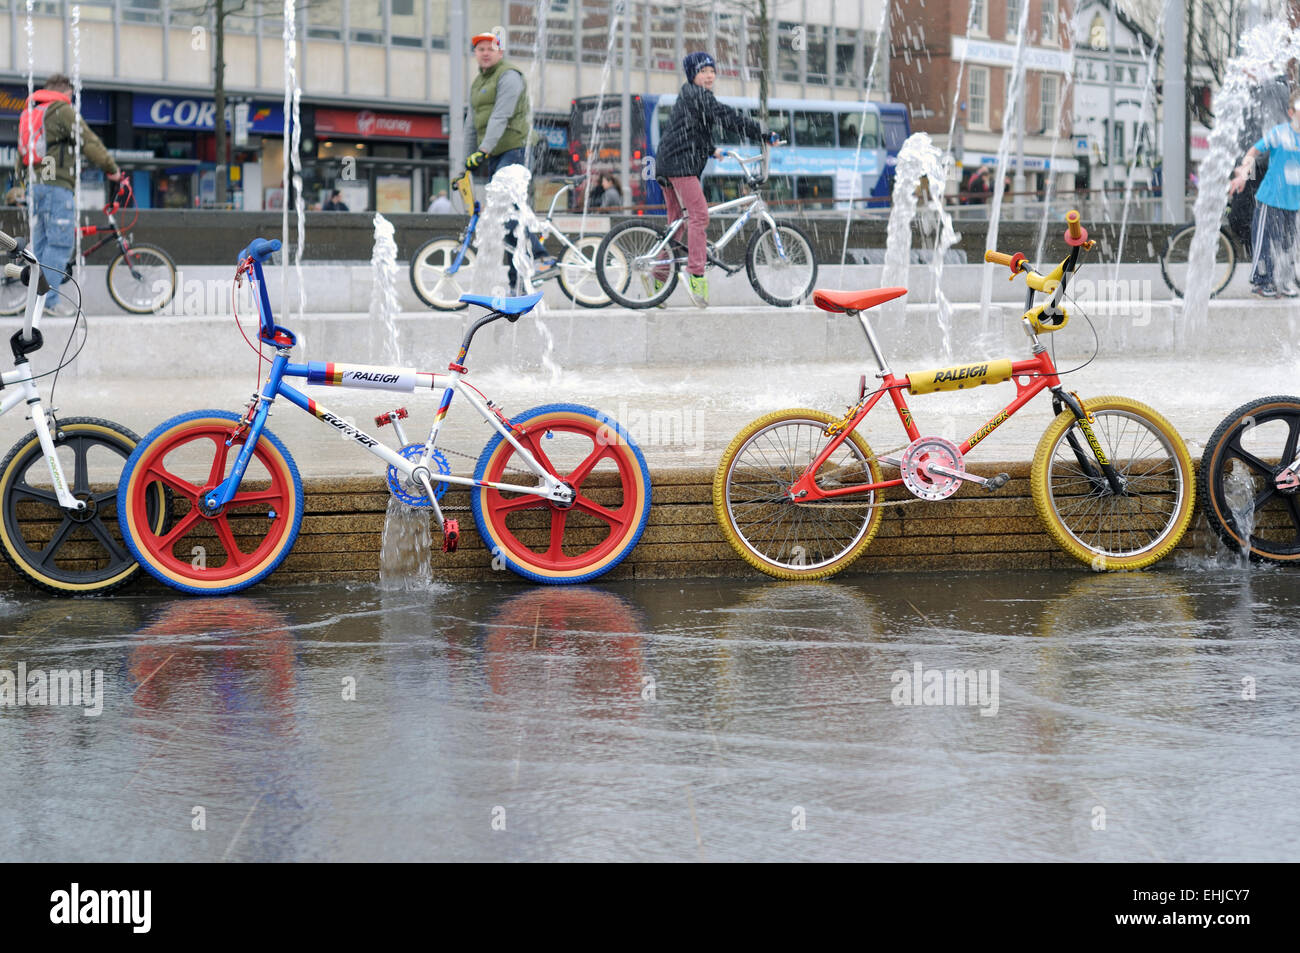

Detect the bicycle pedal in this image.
[442,518,459,553]
[984,472,1011,492]
[375,407,409,428]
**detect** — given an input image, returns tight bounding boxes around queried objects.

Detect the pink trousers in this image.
[663,175,709,276]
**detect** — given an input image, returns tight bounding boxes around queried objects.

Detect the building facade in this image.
[1070,0,1158,197]
[891,0,1077,196]
[0,0,888,211]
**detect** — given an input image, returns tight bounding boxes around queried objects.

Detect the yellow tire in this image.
[713,408,884,579]
[1030,395,1195,570]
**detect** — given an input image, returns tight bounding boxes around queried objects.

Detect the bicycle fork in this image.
[0,377,83,511]
[1053,390,1127,495]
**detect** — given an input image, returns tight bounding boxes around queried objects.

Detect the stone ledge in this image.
[0,463,1209,590]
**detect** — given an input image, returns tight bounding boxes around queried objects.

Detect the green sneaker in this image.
[685,273,709,309]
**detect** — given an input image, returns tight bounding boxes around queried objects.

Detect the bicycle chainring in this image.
[900,436,963,501]
[387,445,451,508]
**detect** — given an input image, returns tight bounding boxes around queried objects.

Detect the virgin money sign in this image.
[316,108,443,140]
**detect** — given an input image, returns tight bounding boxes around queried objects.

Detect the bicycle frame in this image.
[0,247,83,510]
[204,254,573,529]
[447,177,593,276]
[789,242,1124,503]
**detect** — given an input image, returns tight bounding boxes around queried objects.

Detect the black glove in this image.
[465,151,487,171]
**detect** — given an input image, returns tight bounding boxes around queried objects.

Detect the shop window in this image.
[968,66,989,130]
[805,24,829,86]
[650,10,676,72]
[777,21,800,83]
[834,29,859,88]
[1040,74,1058,135]
[307,0,342,40]
[123,0,162,24]
[392,0,424,47]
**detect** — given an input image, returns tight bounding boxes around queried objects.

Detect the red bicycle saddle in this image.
[812,287,908,313]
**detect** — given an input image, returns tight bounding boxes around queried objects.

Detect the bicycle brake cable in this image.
[1049,286,1101,377]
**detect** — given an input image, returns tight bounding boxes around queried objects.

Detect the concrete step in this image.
[28,292,1300,382]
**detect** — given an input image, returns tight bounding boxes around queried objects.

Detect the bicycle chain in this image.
[398,442,540,513]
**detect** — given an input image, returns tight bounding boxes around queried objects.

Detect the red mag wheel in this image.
[117,411,304,594]
[471,404,651,583]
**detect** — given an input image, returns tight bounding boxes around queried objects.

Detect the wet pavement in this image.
[1,563,1296,862]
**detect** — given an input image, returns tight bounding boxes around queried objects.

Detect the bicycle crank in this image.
[899,436,1009,500]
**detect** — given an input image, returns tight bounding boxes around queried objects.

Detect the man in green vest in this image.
[464,28,556,282]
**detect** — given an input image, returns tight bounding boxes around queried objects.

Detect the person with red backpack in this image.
[13,74,123,315]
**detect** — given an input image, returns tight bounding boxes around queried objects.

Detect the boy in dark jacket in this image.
[656,51,771,306]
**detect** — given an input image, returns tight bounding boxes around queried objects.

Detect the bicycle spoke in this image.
[156,509,203,552]
[86,515,129,565]
[37,518,77,566]
[213,517,247,569]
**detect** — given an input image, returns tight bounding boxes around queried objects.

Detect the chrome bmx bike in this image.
[593,141,818,309]
[409,171,615,310]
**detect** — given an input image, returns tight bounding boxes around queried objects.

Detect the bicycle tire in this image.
[596,219,677,308]
[1160,224,1235,299]
[1031,395,1195,570]
[556,235,613,308]
[713,408,884,580]
[410,235,475,311]
[117,410,304,594]
[107,242,177,314]
[745,220,818,307]
[0,417,165,594]
[0,271,27,316]
[1199,395,1300,563]
[471,403,651,583]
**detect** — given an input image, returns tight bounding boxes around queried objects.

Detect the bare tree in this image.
[176,1,310,206]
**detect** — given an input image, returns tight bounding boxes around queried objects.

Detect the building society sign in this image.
[950,37,1072,74]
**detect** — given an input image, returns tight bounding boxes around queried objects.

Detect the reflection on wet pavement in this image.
[1,565,1296,861]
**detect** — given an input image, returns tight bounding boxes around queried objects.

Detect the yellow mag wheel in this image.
[0,418,166,595]
[1031,395,1195,570]
[713,408,884,580]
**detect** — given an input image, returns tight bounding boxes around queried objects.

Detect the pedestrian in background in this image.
[14,73,123,315]
[463,27,556,282]
[597,173,623,209]
[323,189,349,211]
[1230,91,1300,298]
[428,190,453,213]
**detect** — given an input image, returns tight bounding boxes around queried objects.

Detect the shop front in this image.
[301,106,446,213]
[130,93,286,209]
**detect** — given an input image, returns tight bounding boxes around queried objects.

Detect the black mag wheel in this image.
[1199,396,1300,563]
[0,417,166,594]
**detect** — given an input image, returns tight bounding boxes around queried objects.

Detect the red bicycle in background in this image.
[0,178,177,315]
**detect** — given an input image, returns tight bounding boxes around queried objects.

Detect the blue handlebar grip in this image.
[238,237,282,263]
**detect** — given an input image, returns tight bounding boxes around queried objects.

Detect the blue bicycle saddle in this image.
[458,291,544,315]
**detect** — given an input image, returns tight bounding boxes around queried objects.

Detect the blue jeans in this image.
[31,183,77,308]
[485,147,548,286]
